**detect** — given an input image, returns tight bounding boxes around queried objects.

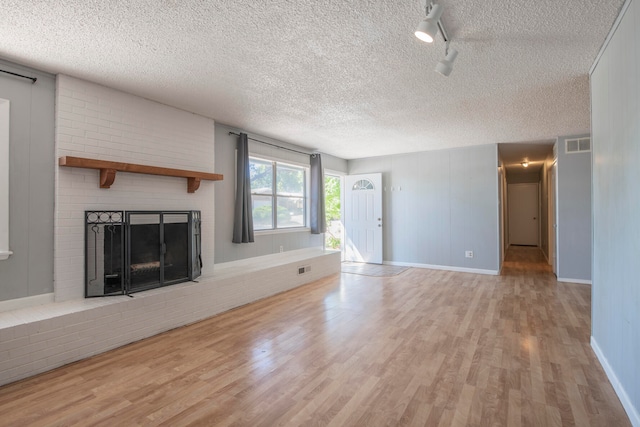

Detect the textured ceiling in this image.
[0,0,623,159]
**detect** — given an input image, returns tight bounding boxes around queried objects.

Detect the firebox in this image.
[85,210,201,297]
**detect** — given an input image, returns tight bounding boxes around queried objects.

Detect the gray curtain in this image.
[232,133,254,243]
[310,153,326,234]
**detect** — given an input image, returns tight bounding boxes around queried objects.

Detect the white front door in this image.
[344,173,383,264]
[508,183,539,246]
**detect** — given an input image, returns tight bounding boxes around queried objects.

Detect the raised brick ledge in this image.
[0,248,340,386]
[0,248,338,329]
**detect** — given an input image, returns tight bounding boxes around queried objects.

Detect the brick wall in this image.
[55,75,216,301]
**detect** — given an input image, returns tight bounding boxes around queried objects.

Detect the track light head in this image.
[415,4,443,43]
[435,48,458,76]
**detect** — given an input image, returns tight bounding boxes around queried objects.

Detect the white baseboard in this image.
[0,292,54,313]
[591,336,640,427]
[557,277,592,285]
[383,261,499,276]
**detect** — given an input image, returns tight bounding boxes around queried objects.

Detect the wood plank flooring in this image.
[0,247,630,426]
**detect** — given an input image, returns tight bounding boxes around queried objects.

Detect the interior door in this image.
[344,173,383,264]
[508,183,539,246]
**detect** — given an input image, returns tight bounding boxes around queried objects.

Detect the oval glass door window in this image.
[352,179,374,190]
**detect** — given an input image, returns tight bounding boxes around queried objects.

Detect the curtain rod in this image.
[0,69,37,83]
[228,132,316,157]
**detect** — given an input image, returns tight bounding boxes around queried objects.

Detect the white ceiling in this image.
[0,0,623,159]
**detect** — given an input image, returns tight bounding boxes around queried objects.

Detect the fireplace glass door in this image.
[85,210,201,297]
[127,213,162,292]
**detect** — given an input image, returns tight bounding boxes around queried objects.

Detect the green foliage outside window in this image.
[324,175,341,250]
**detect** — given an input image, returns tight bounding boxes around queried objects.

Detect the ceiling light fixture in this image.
[415,2,459,77]
[415,3,443,43]
[521,161,529,168]
[435,44,458,76]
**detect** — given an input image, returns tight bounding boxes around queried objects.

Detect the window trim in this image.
[249,156,309,232]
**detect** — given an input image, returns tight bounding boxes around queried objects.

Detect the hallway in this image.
[503,245,553,274]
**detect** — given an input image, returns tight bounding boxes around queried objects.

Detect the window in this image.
[352,179,374,190]
[250,157,307,230]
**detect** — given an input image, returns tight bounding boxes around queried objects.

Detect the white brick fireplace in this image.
[55,75,216,302]
[0,75,340,386]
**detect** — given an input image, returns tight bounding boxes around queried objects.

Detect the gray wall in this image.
[348,144,500,272]
[556,134,591,281]
[214,124,347,263]
[0,60,55,302]
[591,0,640,421]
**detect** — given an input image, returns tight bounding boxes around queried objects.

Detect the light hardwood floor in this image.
[0,247,630,426]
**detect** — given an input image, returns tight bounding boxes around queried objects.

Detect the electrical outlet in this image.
[279,245,284,253]
[465,251,474,258]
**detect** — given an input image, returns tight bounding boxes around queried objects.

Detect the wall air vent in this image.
[566,137,591,154]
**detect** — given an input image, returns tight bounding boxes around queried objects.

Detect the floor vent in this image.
[566,137,591,153]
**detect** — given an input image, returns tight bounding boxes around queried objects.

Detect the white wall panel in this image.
[591,0,640,423]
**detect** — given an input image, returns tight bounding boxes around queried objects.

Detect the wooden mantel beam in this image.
[59,156,223,193]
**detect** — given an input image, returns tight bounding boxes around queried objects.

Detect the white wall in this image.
[590,0,640,424]
[348,144,500,273]
[55,75,216,301]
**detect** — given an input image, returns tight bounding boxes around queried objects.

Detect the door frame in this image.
[344,173,383,264]
[549,161,558,274]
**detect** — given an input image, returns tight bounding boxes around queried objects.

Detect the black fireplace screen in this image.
[85,210,201,297]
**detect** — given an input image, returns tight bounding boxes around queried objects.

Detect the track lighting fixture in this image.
[415,4,443,43]
[435,46,458,76]
[415,2,459,77]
